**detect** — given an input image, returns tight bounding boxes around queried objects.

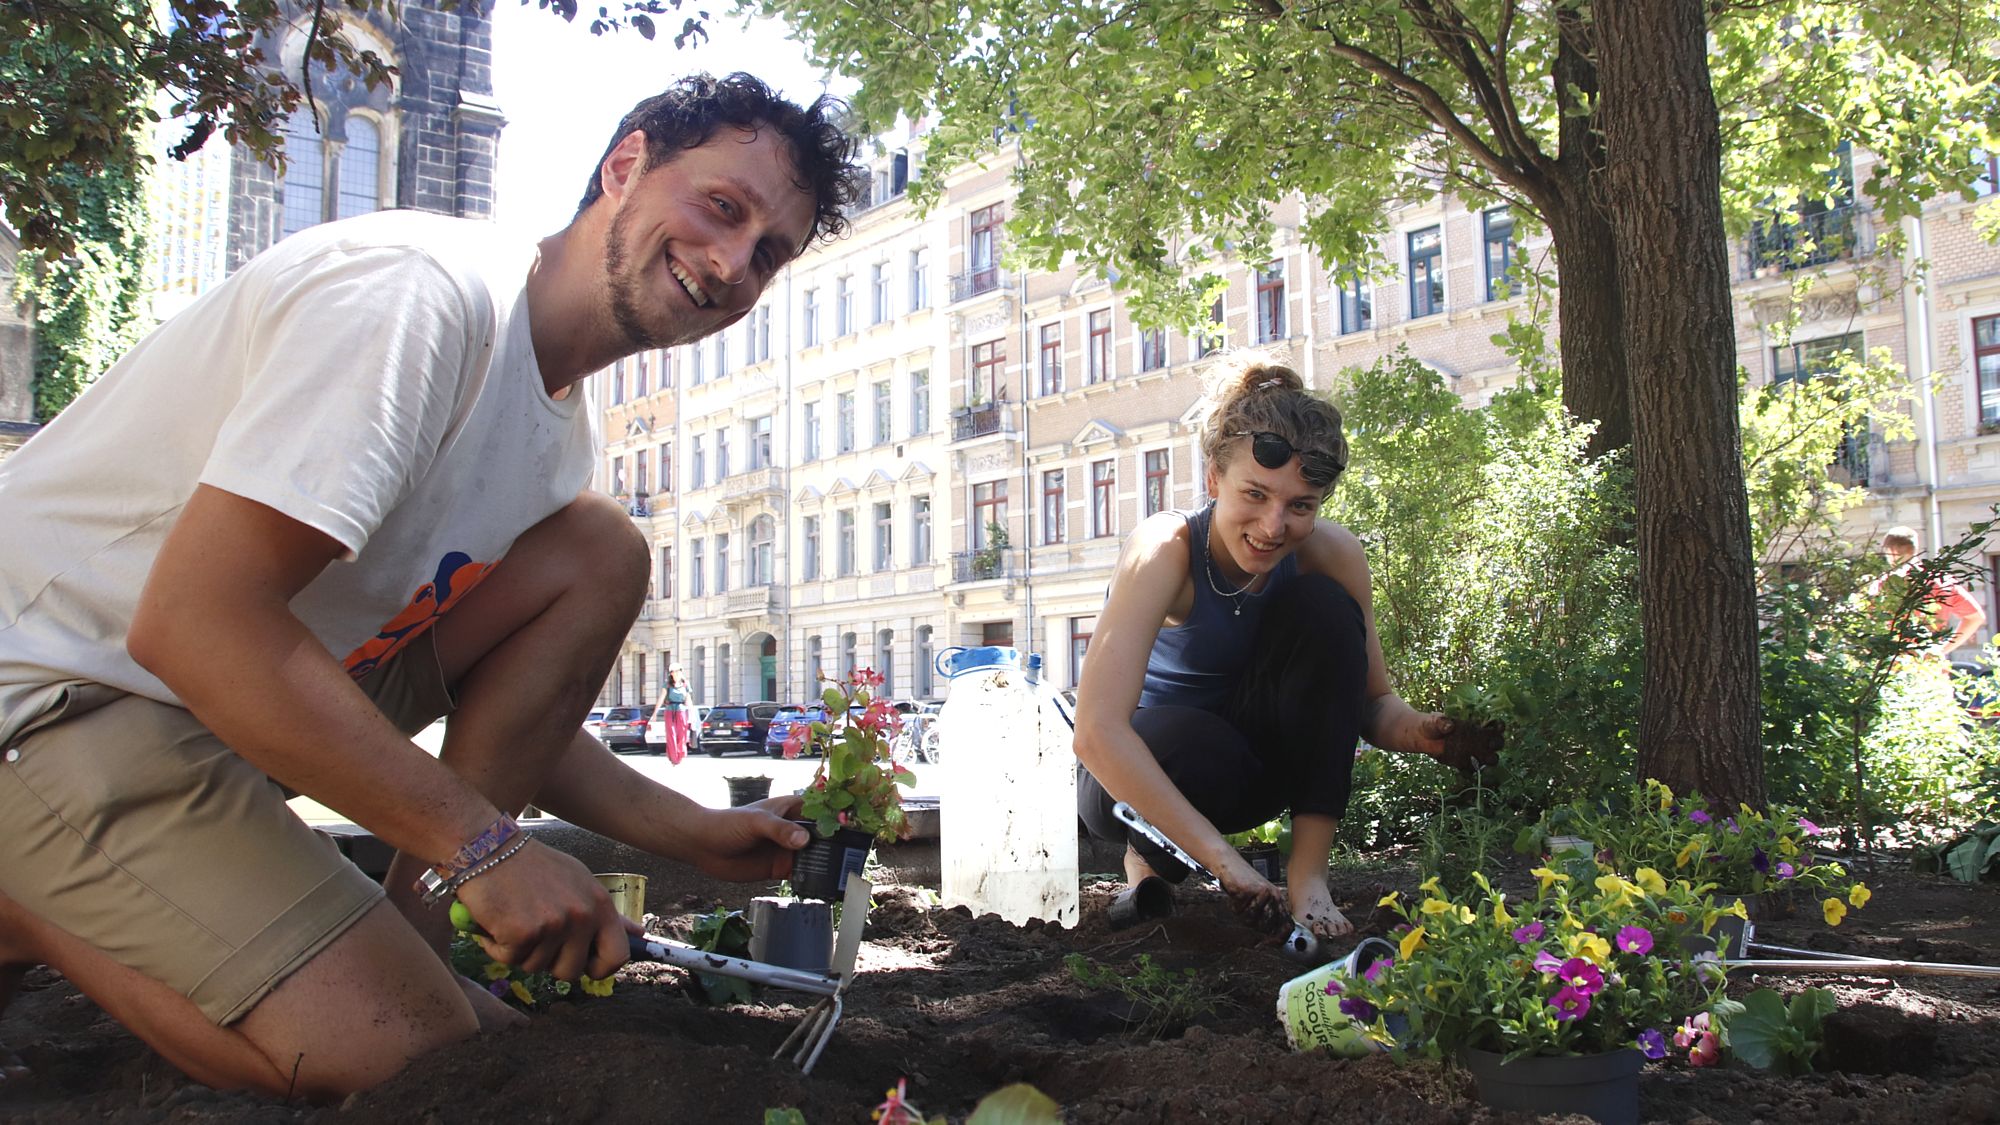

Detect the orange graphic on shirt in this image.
[343,551,496,678]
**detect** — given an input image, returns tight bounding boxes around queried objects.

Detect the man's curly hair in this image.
[575,72,865,251]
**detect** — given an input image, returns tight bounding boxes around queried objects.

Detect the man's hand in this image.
[453,839,632,982]
[687,800,811,882]
[1409,712,1502,774]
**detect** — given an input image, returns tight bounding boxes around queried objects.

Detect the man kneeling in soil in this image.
[0,74,863,1097]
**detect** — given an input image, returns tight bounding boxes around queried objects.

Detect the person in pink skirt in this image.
[661,666,694,764]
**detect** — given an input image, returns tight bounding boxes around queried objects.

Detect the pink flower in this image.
[1557,958,1604,996]
[1548,986,1592,1021]
[1797,817,1823,837]
[782,724,811,760]
[1362,956,1393,983]
[1513,921,1545,943]
[1533,950,1564,974]
[1615,926,1654,955]
[1323,978,1344,996]
[1674,1012,1719,1064]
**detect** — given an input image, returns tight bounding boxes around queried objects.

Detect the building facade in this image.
[593,135,2000,711]
[0,223,35,458]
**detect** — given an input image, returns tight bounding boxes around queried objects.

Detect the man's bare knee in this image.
[553,491,650,592]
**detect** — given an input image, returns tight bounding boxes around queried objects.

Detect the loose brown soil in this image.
[2,831,1995,1124]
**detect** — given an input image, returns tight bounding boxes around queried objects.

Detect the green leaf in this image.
[965,1082,1062,1125]
[1727,989,1802,1073]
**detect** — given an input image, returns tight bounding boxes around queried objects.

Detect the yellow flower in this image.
[1823,897,1848,926]
[1399,926,1428,960]
[1455,904,1477,926]
[1566,932,1611,965]
[1848,883,1871,909]
[1378,890,1402,909]
[1594,874,1637,908]
[1650,779,1674,810]
[1419,876,1443,895]
[1493,895,1513,927]
[1675,840,1702,869]
[579,975,614,998]
[509,979,536,1006]
[1531,866,1569,894]
[1420,898,1455,916]
[483,961,511,982]
[1777,836,1801,858]
[1634,868,1668,896]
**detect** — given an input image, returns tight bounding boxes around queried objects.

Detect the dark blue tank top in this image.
[1139,504,1298,712]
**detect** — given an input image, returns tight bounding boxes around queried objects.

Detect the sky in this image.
[488,4,846,244]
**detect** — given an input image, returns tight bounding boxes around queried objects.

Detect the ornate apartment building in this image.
[595,137,2000,710]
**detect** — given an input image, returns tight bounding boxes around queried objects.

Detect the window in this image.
[691,435,706,489]
[279,108,326,237]
[971,480,1008,548]
[970,205,1003,292]
[837,391,856,453]
[692,645,705,703]
[1774,331,1869,483]
[915,625,934,698]
[690,340,705,385]
[1041,469,1066,545]
[1254,263,1286,342]
[871,263,890,325]
[750,515,774,585]
[634,449,650,495]
[837,509,856,576]
[1038,323,1063,396]
[711,334,727,381]
[1091,459,1116,538]
[803,401,821,462]
[841,632,857,679]
[608,455,625,495]
[802,287,820,346]
[805,636,823,697]
[1139,328,1167,372]
[1197,297,1225,358]
[610,360,626,406]
[744,305,771,364]
[1087,309,1113,383]
[1977,314,2000,427]
[910,370,930,435]
[659,442,672,492]
[714,427,730,480]
[634,351,650,398]
[836,275,854,336]
[873,381,892,446]
[874,502,893,570]
[1144,449,1170,517]
[909,248,930,310]
[1408,226,1444,318]
[748,414,772,470]
[657,545,672,600]
[335,116,380,220]
[1977,149,1999,197]
[912,495,932,564]
[1339,273,1373,334]
[689,538,705,598]
[714,533,731,594]
[1069,615,1096,689]
[718,643,732,701]
[802,515,821,580]
[971,340,1006,405]
[1483,207,1517,301]
[875,629,894,695]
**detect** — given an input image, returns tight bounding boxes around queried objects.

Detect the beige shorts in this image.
[0,630,456,1025]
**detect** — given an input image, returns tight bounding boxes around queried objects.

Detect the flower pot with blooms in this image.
[782,668,917,900]
[1339,869,1735,1125]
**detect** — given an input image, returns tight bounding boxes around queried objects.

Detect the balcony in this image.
[619,491,654,518]
[952,402,1004,442]
[1746,205,1856,274]
[724,586,777,619]
[951,548,1022,584]
[949,267,1006,303]
[721,466,782,508]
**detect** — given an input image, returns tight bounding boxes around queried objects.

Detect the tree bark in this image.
[1595,0,1765,808]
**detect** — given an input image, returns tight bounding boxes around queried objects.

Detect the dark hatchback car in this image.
[763,705,831,758]
[701,702,781,756]
[598,705,650,752]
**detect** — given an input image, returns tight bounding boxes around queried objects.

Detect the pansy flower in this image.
[1751,848,1769,874]
[1636,1028,1667,1060]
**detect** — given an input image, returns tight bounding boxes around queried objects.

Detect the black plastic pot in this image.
[1239,844,1285,884]
[790,822,874,902]
[747,895,833,973]
[1458,1046,1643,1125]
[726,776,774,807]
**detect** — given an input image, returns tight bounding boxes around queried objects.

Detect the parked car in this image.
[584,708,606,739]
[701,702,781,756]
[598,705,650,752]
[644,699,708,755]
[764,704,831,757]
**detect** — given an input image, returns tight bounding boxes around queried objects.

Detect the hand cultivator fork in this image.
[624,874,872,1074]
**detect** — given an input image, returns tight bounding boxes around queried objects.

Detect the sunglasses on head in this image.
[1235,431,1344,487]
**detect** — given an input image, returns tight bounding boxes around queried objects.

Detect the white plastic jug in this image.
[934,646,1080,926]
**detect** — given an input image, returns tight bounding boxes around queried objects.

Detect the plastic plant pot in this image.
[1457,1046,1643,1125]
[790,822,874,902]
[726,775,774,807]
[1105,875,1174,929]
[748,896,834,974]
[1239,843,1286,884]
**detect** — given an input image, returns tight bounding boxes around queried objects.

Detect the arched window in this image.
[875,628,894,695]
[749,515,775,586]
[280,107,326,238]
[805,635,823,697]
[337,115,381,219]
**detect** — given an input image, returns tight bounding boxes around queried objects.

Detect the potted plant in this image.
[1224,815,1290,883]
[1339,868,1734,1125]
[780,667,918,900]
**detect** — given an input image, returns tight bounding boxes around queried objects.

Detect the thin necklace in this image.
[1203,525,1259,616]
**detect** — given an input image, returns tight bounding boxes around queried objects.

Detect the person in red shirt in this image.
[1877,525,1987,655]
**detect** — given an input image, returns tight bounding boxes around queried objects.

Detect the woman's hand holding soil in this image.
[1217,858,1290,932]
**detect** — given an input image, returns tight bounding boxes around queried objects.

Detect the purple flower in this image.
[1726,817,1740,834]
[1548,986,1592,1021]
[488,980,510,998]
[1363,956,1394,983]
[1323,978,1344,997]
[1339,996,1378,1022]
[1637,1028,1667,1060]
[1534,950,1565,974]
[1557,958,1605,996]
[1752,848,1769,874]
[1689,809,1712,824]
[1513,921,1546,943]
[1615,926,1654,955]
[1776,861,1796,879]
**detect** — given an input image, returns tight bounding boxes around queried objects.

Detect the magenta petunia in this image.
[1339,996,1377,1022]
[1797,817,1823,837]
[1323,978,1344,996]
[1615,925,1654,955]
[1557,957,1605,995]
[1363,956,1394,983]
[1513,921,1545,943]
[1548,986,1592,1021]
[1688,809,1712,824]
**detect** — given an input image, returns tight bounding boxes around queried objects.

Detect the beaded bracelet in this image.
[415,813,522,905]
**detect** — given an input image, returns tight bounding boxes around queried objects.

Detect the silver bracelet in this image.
[424,837,531,906]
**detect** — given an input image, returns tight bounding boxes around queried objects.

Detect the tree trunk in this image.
[1594,0,1765,808]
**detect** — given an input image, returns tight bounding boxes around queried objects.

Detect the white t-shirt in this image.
[0,211,597,744]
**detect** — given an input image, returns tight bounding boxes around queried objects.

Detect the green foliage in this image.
[1222,814,1289,850]
[763,1110,809,1125]
[687,907,756,1005]
[1064,953,1218,1037]
[447,931,613,1007]
[1913,822,2000,883]
[1723,988,1837,1075]
[965,1084,1063,1125]
[1326,351,1639,824]
[795,670,917,842]
[1415,784,1516,900]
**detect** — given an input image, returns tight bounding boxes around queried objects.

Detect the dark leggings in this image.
[1077,573,1370,881]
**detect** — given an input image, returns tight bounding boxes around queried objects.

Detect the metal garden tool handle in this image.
[1110,801,1324,964]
